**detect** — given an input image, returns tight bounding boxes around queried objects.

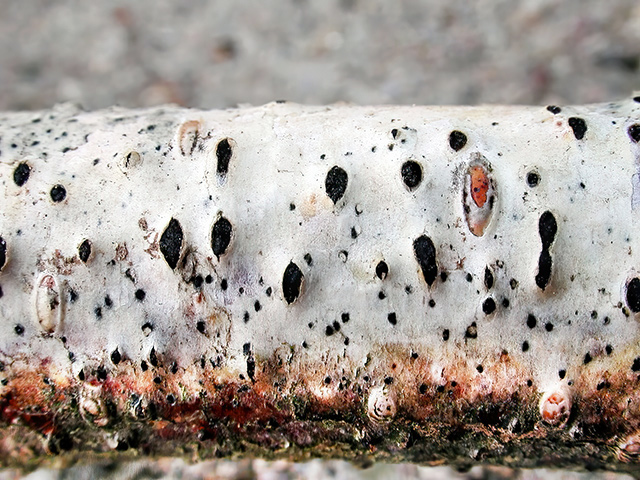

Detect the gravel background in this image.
[0,0,639,478]
[1,0,639,111]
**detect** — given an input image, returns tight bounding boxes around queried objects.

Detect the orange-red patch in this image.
[469,165,489,208]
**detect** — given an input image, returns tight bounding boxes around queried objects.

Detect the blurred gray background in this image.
[1,0,639,111]
[0,0,639,479]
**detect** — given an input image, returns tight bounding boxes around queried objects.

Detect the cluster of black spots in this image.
[13,162,30,186]
[401,160,423,191]
[0,237,6,271]
[387,312,397,325]
[568,117,587,140]
[159,218,183,269]
[325,166,348,204]
[78,239,92,263]
[14,324,24,336]
[522,341,530,352]
[211,216,232,260]
[282,261,303,304]
[546,105,562,114]
[375,260,389,280]
[449,130,467,151]
[50,184,67,202]
[465,322,478,339]
[442,329,450,341]
[111,348,121,365]
[484,266,494,289]
[628,125,640,144]
[413,235,437,286]
[535,211,557,291]
[216,138,233,176]
[628,278,640,313]
[482,297,496,315]
[526,171,540,187]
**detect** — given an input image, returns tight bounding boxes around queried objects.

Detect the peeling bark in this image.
[1,97,640,473]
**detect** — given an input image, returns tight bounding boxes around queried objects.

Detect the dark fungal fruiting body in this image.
[463,154,496,237]
[0,236,5,271]
[50,184,66,202]
[626,277,640,313]
[568,117,587,140]
[159,218,183,270]
[282,261,303,304]
[1,99,640,472]
[211,215,232,260]
[325,165,348,204]
[13,162,30,186]
[413,235,437,287]
[449,130,467,151]
[535,211,557,291]
[400,160,422,191]
[629,124,640,143]
[216,138,233,176]
[78,239,92,263]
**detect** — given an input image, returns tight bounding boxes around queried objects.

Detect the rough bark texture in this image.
[1,97,640,474]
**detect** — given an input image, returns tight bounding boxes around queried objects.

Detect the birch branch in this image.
[1,97,640,474]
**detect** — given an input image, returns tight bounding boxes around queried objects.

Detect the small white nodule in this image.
[367,385,397,424]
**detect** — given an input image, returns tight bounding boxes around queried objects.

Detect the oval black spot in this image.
[484,266,494,290]
[78,239,91,263]
[50,184,67,202]
[135,289,146,301]
[0,237,6,271]
[387,312,397,325]
[14,324,24,336]
[413,235,437,287]
[211,216,232,260]
[539,211,558,249]
[535,249,553,291]
[527,314,537,329]
[111,348,121,365]
[442,329,450,341]
[526,171,540,187]
[482,297,496,315]
[401,160,422,191]
[282,262,303,304]
[522,341,529,352]
[159,218,183,269]
[568,117,587,140]
[546,105,562,114]
[449,130,467,151]
[13,162,31,187]
[626,277,640,313]
[216,138,233,176]
[149,347,158,367]
[632,357,640,372]
[376,260,389,280]
[325,166,348,204]
[629,124,640,144]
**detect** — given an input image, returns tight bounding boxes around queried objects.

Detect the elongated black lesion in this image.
[325,166,348,204]
[535,211,557,291]
[78,239,92,263]
[626,277,640,313]
[282,261,304,304]
[159,218,183,270]
[413,235,437,287]
[0,236,5,271]
[216,138,233,176]
[211,215,232,260]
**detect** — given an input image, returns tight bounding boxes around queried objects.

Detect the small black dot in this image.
[449,130,467,151]
[442,329,450,341]
[344,337,350,345]
[254,300,261,312]
[159,218,183,269]
[325,325,335,336]
[141,361,148,371]
[141,322,153,333]
[78,370,85,381]
[13,162,31,187]
[104,295,113,308]
[94,307,102,319]
[482,297,496,315]
[350,226,359,239]
[193,275,204,289]
[568,117,587,140]
[384,376,393,385]
[196,321,206,334]
[527,314,537,329]
[265,286,272,296]
[527,379,533,387]
[216,138,233,176]
[476,365,484,373]
[221,279,228,290]
[465,322,478,339]
[304,253,313,266]
[289,203,296,211]
[436,385,445,393]
[632,358,640,372]
[324,376,331,384]
[510,278,518,290]
[401,160,423,191]
[211,215,233,260]
[50,184,67,202]
[545,322,554,332]
[501,298,510,308]
[378,290,386,300]
[522,341,529,352]
[97,366,107,381]
[440,271,448,282]
[626,278,640,313]
[341,312,350,323]
[546,105,561,114]
[590,310,598,319]
[419,384,428,394]
[282,262,304,304]
[135,289,146,301]
[583,352,592,364]
[634,96,640,103]
[244,311,250,323]
[484,266,494,289]
[205,275,213,284]
[526,171,540,187]
[325,165,348,204]
[154,376,161,384]
[166,394,175,404]
[332,321,341,332]
[605,345,613,355]
[149,347,158,367]
[376,261,389,280]
[466,273,473,282]
[387,312,397,325]
[428,299,436,308]
[14,324,24,336]
[111,348,121,365]
[558,369,566,379]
